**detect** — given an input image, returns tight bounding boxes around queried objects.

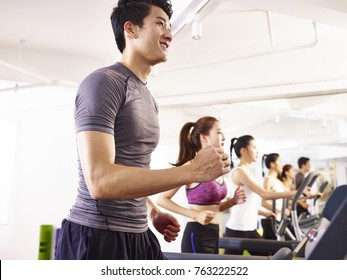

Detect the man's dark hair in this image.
[298,157,310,169]
[111,0,173,53]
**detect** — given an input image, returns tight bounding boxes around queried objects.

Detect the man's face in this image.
[304,161,311,172]
[133,5,172,65]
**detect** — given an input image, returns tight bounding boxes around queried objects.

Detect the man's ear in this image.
[124,21,139,39]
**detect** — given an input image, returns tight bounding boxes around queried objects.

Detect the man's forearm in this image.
[78,131,230,200]
[87,163,196,200]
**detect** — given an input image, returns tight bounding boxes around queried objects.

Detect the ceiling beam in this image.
[156,78,347,108]
[225,0,347,29]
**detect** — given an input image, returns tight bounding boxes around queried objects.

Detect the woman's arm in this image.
[258,210,277,219]
[303,193,322,200]
[233,168,296,200]
[157,187,197,220]
[261,177,277,212]
[261,200,276,212]
[219,185,246,212]
[157,188,215,225]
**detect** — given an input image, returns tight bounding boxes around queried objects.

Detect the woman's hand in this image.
[194,210,215,225]
[264,211,277,219]
[232,185,246,205]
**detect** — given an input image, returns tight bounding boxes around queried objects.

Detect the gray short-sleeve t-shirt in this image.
[295,172,305,190]
[67,62,160,233]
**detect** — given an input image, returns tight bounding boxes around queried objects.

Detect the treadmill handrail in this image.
[319,180,329,193]
[291,171,321,211]
[291,171,320,241]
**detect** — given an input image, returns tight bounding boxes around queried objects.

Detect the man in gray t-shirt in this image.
[55,0,230,260]
[295,157,310,190]
[68,62,161,234]
[295,157,311,217]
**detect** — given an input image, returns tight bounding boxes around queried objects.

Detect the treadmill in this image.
[218,171,320,255]
[164,185,347,260]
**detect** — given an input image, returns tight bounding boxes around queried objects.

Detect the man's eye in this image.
[158,22,164,27]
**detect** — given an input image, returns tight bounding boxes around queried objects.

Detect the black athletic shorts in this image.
[55,219,166,260]
[181,222,219,254]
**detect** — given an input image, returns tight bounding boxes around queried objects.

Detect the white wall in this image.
[0,108,78,259]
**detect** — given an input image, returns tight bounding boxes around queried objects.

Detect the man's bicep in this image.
[77,131,116,171]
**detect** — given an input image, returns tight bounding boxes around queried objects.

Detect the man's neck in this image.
[299,169,306,175]
[120,51,152,83]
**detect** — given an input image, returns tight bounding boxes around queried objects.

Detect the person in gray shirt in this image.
[295,157,311,190]
[295,156,311,217]
[55,0,231,260]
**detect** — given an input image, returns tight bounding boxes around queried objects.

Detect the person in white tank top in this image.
[157,117,246,254]
[261,153,291,220]
[224,136,297,255]
[260,153,292,240]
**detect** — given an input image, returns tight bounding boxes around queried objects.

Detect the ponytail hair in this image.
[230,138,238,169]
[173,116,218,167]
[229,135,254,169]
[262,153,280,178]
[262,154,268,177]
[281,164,293,181]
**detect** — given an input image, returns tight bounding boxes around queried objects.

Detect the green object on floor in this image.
[243,250,251,256]
[38,224,53,260]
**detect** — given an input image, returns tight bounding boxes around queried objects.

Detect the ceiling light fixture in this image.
[192,14,202,40]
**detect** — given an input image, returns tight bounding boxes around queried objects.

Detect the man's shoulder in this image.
[76,64,130,101]
[85,63,129,86]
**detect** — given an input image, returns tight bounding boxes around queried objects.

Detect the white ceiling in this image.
[1,0,347,160]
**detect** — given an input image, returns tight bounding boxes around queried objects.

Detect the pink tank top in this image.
[186,180,227,205]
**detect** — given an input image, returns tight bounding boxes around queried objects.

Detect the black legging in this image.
[223,227,271,256]
[181,222,219,254]
[261,218,277,240]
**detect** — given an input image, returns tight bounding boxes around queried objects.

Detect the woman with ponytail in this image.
[261,153,291,217]
[281,164,322,218]
[281,164,296,191]
[260,153,291,239]
[225,136,296,255]
[157,116,246,254]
